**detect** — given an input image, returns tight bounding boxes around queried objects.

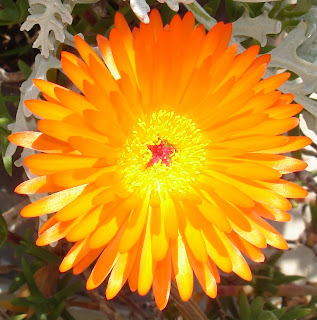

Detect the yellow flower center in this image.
[118,110,209,198]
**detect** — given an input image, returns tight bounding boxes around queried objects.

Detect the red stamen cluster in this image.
[147,138,175,167]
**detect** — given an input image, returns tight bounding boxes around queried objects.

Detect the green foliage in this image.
[252,252,304,295]
[15,240,61,266]
[7,246,79,320]
[7,315,27,320]
[0,213,8,249]
[237,293,312,320]
[269,0,311,32]
[18,60,32,79]
[203,0,221,17]
[225,0,244,21]
[277,0,311,19]
[0,0,29,26]
[310,199,317,233]
[0,91,13,175]
[0,45,31,57]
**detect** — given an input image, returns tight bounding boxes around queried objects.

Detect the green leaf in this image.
[250,297,265,319]
[269,0,284,19]
[18,60,32,79]
[47,301,65,320]
[272,308,286,318]
[273,274,304,285]
[248,2,265,17]
[0,91,12,122]
[16,0,29,21]
[266,251,284,266]
[9,273,26,293]
[225,0,244,21]
[39,313,47,320]
[7,314,27,320]
[280,308,312,320]
[11,297,34,307]
[20,240,61,265]
[277,0,311,20]
[0,213,8,249]
[1,134,12,175]
[238,292,250,320]
[0,0,20,24]
[310,200,317,233]
[160,3,177,25]
[307,296,317,311]
[53,281,83,303]
[258,311,279,320]
[203,0,221,17]
[2,95,20,105]
[21,257,43,298]
[60,310,75,320]
[0,45,30,57]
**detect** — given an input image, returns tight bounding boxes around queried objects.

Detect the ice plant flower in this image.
[9,10,311,310]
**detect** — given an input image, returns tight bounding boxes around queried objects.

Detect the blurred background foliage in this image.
[0,0,316,319]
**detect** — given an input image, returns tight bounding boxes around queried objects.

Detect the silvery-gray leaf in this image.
[21,0,73,58]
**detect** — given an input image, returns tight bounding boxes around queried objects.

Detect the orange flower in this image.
[9,10,311,309]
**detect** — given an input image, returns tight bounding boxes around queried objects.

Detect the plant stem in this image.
[170,282,209,320]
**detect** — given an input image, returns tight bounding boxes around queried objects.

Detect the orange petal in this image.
[254,73,290,94]
[260,179,308,198]
[246,211,288,250]
[188,251,217,298]
[153,250,171,310]
[60,236,96,272]
[229,232,265,263]
[20,184,88,217]
[163,197,179,240]
[254,203,291,222]
[97,34,120,80]
[201,225,232,273]
[66,205,107,242]
[51,167,115,189]
[38,118,108,144]
[118,194,150,253]
[138,215,154,296]
[197,198,232,233]
[267,104,303,119]
[25,99,74,120]
[72,247,103,275]
[237,153,307,175]
[89,203,131,249]
[15,175,63,194]
[151,205,169,262]
[86,222,127,290]
[128,244,142,293]
[171,233,193,301]
[198,174,254,208]
[54,86,97,114]
[106,242,139,299]
[215,228,252,281]
[177,204,208,263]
[36,219,78,246]
[262,136,312,154]
[55,187,105,221]
[209,170,292,211]
[8,132,73,153]
[61,51,95,93]
[74,35,119,95]
[24,153,106,176]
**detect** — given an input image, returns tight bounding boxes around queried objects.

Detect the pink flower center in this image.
[147,138,176,167]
